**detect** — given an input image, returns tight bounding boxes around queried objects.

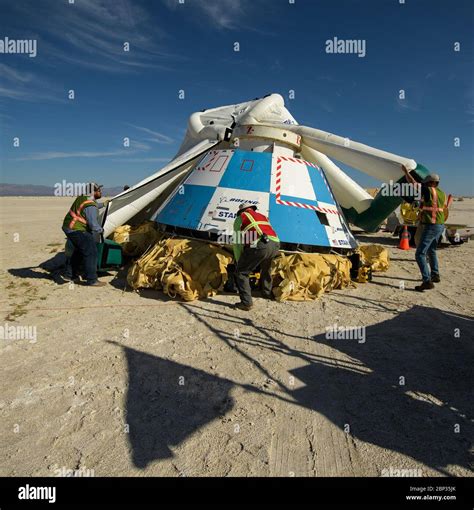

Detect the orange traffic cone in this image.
[399,225,410,250]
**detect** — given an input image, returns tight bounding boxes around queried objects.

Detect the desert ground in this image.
[0,197,473,477]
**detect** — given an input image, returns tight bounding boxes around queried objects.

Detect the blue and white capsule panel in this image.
[154,149,357,249]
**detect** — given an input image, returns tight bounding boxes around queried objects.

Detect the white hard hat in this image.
[238,202,258,212]
[423,173,440,183]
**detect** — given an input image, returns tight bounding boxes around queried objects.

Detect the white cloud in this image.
[130,141,153,151]
[162,0,264,31]
[6,0,181,73]
[0,64,33,83]
[15,150,131,161]
[196,0,245,30]
[0,63,66,103]
[395,84,423,113]
[110,157,170,163]
[127,123,174,144]
[11,120,173,161]
[14,140,154,161]
[396,97,421,113]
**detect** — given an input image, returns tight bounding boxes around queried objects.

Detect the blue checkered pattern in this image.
[155,150,355,249]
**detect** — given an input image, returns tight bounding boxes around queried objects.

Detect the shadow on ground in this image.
[109,290,473,474]
[173,303,473,475]
[9,253,118,285]
[355,233,399,246]
[8,253,69,283]
[8,267,59,282]
[108,264,131,291]
[109,341,235,468]
[292,306,474,475]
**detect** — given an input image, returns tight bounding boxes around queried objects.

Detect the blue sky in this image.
[0,0,473,195]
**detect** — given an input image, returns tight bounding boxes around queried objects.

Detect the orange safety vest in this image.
[62,196,96,232]
[420,187,447,225]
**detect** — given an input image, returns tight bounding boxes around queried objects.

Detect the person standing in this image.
[232,203,280,310]
[402,165,447,291]
[62,183,106,287]
[63,194,109,281]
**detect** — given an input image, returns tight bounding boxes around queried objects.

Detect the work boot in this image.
[431,274,441,283]
[85,280,107,287]
[415,281,435,292]
[62,275,80,283]
[234,302,253,311]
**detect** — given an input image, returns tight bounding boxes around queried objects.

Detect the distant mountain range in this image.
[0,183,126,197]
[0,183,469,199]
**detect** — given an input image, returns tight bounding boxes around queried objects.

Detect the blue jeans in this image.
[235,240,280,306]
[63,239,75,279]
[65,231,98,284]
[415,224,444,283]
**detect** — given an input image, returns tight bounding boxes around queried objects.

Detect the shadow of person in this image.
[8,253,68,282]
[108,342,236,468]
[8,267,62,282]
[290,306,473,474]
[39,252,67,272]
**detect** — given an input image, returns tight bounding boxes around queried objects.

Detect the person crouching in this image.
[232,203,280,311]
[61,182,106,287]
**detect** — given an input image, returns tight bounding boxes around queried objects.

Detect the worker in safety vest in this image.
[402,166,447,291]
[232,202,280,311]
[62,183,106,287]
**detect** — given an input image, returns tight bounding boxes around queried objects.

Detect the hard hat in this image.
[423,173,440,183]
[86,182,103,195]
[238,202,258,212]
